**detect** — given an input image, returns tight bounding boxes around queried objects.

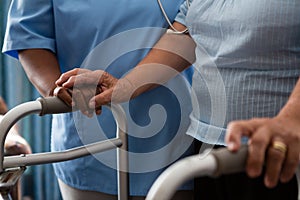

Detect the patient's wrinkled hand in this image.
[0,97,8,115]
[5,131,32,156]
[226,115,300,189]
[0,115,32,156]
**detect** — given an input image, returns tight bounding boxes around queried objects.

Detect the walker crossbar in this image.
[0,97,129,200]
[3,138,122,168]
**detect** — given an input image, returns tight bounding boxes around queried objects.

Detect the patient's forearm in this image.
[278,78,300,121]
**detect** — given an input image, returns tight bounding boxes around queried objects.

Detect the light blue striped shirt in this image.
[176,0,300,144]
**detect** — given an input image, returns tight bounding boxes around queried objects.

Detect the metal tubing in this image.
[37,97,72,116]
[0,101,42,171]
[146,154,217,200]
[111,104,129,200]
[3,138,122,168]
[0,97,129,200]
[146,146,249,200]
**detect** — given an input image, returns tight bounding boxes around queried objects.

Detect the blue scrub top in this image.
[3,0,194,196]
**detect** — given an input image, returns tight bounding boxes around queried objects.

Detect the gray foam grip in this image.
[210,145,248,177]
[37,97,72,116]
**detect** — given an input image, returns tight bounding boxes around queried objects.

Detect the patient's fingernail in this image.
[227,142,235,150]
[265,176,276,188]
[280,175,290,183]
[248,167,260,178]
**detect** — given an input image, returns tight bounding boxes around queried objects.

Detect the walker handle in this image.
[37,96,72,116]
[211,145,248,177]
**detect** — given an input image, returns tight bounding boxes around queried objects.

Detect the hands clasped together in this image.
[54,68,134,117]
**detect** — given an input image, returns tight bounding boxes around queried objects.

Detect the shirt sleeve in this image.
[174,0,192,26]
[2,0,55,59]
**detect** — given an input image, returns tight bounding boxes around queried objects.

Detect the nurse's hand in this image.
[55,68,129,116]
[225,115,300,188]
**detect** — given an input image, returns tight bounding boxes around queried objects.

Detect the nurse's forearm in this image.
[124,22,196,98]
[18,49,61,97]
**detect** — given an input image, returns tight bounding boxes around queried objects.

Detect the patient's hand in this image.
[0,115,32,156]
[5,130,32,155]
[0,97,8,115]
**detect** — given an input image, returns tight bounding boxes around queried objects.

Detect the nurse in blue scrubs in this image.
[2,1,194,199]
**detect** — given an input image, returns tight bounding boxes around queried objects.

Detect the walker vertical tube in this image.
[111,104,129,200]
[0,101,42,172]
[0,97,129,199]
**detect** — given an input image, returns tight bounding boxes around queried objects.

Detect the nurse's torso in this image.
[52,0,182,73]
[51,0,194,195]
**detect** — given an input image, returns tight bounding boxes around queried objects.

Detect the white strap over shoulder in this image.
[157,0,190,34]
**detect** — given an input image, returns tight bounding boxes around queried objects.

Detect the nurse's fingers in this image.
[62,70,111,89]
[90,76,138,108]
[89,88,113,108]
[72,88,92,117]
[56,68,91,86]
[73,86,102,117]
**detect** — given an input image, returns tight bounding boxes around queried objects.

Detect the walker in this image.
[0,97,128,200]
[0,97,250,200]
